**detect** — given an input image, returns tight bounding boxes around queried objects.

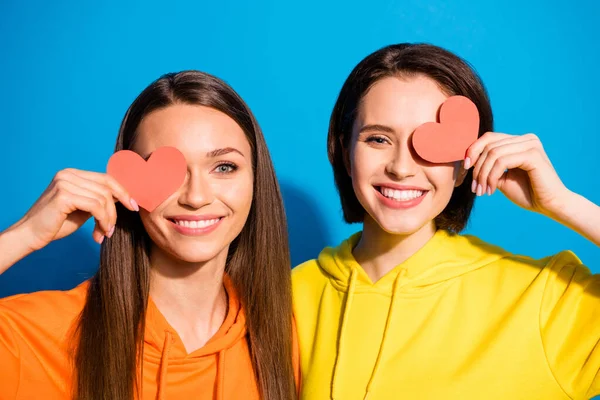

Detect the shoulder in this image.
[292,235,354,285]
[457,233,592,284]
[291,255,339,316]
[292,258,321,279]
[0,281,89,333]
[292,256,334,290]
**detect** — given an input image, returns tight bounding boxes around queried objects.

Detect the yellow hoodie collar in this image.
[322,229,508,293]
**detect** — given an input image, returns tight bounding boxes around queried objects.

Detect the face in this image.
[348,75,467,235]
[134,103,253,264]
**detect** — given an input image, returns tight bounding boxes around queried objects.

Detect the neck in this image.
[353,217,436,283]
[149,246,229,353]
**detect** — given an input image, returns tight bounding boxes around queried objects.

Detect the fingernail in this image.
[471,180,477,193]
[464,157,471,169]
[99,236,105,244]
[487,186,492,196]
[107,225,115,238]
[130,198,139,212]
[476,183,483,196]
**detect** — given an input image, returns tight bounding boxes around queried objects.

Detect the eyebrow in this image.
[139,146,244,161]
[358,124,395,134]
[206,147,244,158]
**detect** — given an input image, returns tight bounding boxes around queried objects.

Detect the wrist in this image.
[545,189,598,231]
[0,222,37,274]
[543,187,577,221]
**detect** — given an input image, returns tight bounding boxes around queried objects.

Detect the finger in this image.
[53,184,112,235]
[464,132,512,169]
[92,223,105,244]
[520,133,550,163]
[471,135,539,191]
[54,179,113,233]
[471,134,529,179]
[485,148,539,194]
[63,169,139,212]
[475,141,541,195]
[65,173,119,234]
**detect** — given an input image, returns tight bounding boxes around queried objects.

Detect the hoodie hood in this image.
[319,229,509,293]
[317,229,509,399]
[143,275,247,400]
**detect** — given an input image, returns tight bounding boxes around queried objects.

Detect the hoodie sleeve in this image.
[539,251,600,399]
[0,303,21,399]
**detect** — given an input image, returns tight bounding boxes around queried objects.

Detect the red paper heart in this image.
[412,95,480,163]
[107,146,187,212]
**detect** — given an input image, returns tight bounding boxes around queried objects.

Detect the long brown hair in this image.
[328,43,494,232]
[73,71,296,400]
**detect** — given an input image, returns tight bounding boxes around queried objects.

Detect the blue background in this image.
[1,0,599,290]
[2,0,599,287]
[1,0,599,397]
[0,3,599,393]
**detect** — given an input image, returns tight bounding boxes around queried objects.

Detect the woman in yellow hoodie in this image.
[292,44,600,400]
[0,71,298,399]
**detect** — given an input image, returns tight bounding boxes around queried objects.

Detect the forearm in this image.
[0,222,35,275]
[549,190,600,247]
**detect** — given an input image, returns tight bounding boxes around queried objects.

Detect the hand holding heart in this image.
[16,169,139,250]
[13,146,186,251]
[465,131,570,216]
[413,95,570,216]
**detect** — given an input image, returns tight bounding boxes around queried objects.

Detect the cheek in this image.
[138,210,153,229]
[429,165,458,194]
[215,174,254,213]
[351,148,382,184]
[138,209,165,244]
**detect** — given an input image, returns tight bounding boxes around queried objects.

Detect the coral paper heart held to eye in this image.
[106,146,187,212]
[412,95,480,164]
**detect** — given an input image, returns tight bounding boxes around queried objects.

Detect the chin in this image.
[373,215,431,237]
[161,243,227,264]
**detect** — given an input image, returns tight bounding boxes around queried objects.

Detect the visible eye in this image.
[365,135,389,145]
[214,162,238,174]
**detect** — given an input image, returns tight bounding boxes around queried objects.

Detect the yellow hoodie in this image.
[292,230,600,400]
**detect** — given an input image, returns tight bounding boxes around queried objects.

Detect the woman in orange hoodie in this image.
[0,71,298,400]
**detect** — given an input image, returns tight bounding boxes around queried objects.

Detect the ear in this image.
[454,161,469,187]
[340,136,351,176]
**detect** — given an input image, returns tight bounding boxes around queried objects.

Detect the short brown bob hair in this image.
[328,43,493,232]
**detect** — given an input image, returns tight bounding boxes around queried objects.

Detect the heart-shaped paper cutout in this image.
[107,146,187,212]
[412,95,480,163]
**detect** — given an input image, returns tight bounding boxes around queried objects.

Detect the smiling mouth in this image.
[375,186,427,202]
[168,217,223,229]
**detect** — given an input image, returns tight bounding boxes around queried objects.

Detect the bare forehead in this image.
[357,76,448,128]
[133,104,250,156]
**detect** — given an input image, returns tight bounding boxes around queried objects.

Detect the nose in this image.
[178,169,214,209]
[385,139,419,180]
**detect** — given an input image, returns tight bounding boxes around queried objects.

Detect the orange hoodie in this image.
[0,275,298,399]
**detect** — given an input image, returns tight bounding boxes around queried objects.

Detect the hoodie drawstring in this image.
[364,269,406,399]
[157,331,173,400]
[155,333,227,400]
[217,349,226,400]
[331,268,407,400]
[331,268,358,399]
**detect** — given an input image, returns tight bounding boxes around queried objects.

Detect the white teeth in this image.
[380,187,424,201]
[174,218,220,228]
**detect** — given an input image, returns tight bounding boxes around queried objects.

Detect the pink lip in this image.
[374,186,428,210]
[167,214,223,221]
[167,216,224,236]
[374,183,428,191]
